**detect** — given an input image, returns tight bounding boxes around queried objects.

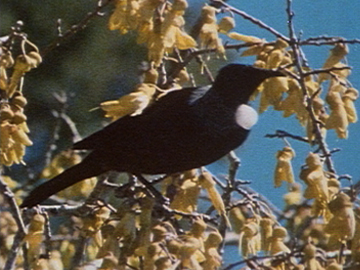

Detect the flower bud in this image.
[11,92,28,107]
[12,110,27,124]
[218,17,235,33]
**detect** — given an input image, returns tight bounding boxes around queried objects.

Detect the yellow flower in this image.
[277,79,308,124]
[274,146,295,187]
[198,6,225,58]
[101,83,157,120]
[8,52,42,97]
[325,193,355,250]
[203,231,223,270]
[325,88,349,138]
[306,96,328,143]
[238,221,261,258]
[108,0,140,34]
[300,153,329,202]
[269,227,290,256]
[24,214,46,266]
[170,172,201,214]
[229,206,246,234]
[260,217,274,252]
[283,183,303,206]
[162,14,196,52]
[228,32,263,44]
[303,240,323,270]
[218,16,235,33]
[259,76,288,113]
[0,120,32,166]
[241,44,265,57]
[342,87,358,123]
[199,171,230,227]
[318,43,349,83]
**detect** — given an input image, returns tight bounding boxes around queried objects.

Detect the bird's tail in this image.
[20,155,106,208]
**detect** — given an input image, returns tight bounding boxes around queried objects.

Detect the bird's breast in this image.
[234,104,258,130]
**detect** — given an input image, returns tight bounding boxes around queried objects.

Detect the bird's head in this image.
[213,64,285,106]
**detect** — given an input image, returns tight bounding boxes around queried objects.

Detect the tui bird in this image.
[21,64,284,208]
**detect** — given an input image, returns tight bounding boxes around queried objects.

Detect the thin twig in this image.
[59,112,82,143]
[41,211,52,259]
[162,205,216,224]
[222,250,301,270]
[265,130,309,143]
[0,177,28,270]
[41,0,114,57]
[166,37,358,88]
[0,178,27,232]
[70,235,88,268]
[135,174,169,205]
[195,55,215,83]
[286,0,336,174]
[15,92,82,193]
[211,0,289,41]
[300,37,360,46]
[227,151,240,184]
[303,65,352,77]
[4,231,28,270]
[23,203,83,216]
[236,186,284,217]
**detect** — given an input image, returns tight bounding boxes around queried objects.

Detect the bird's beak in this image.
[261,68,286,78]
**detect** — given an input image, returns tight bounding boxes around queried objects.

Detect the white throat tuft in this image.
[235,104,258,130]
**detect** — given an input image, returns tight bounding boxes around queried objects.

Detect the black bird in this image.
[21,64,284,208]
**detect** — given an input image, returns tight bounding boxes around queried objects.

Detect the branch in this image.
[58,112,82,142]
[70,235,88,268]
[211,0,289,41]
[265,129,309,143]
[234,186,284,218]
[40,0,114,57]
[161,205,216,224]
[227,151,240,184]
[4,231,29,270]
[195,55,215,83]
[41,211,52,259]
[52,91,82,143]
[286,0,336,174]
[23,203,83,216]
[300,37,360,46]
[135,174,169,204]
[222,250,301,270]
[303,65,352,77]
[0,177,27,270]
[15,92,82,193]
[0,178,27,232]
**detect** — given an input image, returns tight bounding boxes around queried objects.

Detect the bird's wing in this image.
[73,85,211,151]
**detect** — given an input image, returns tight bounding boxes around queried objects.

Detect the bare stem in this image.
[0,177,27,270]
[286,0,336,174]
[41,0,114,57]
[265,129,309,143]
[303,65,352,77]
[211,0,289,41]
